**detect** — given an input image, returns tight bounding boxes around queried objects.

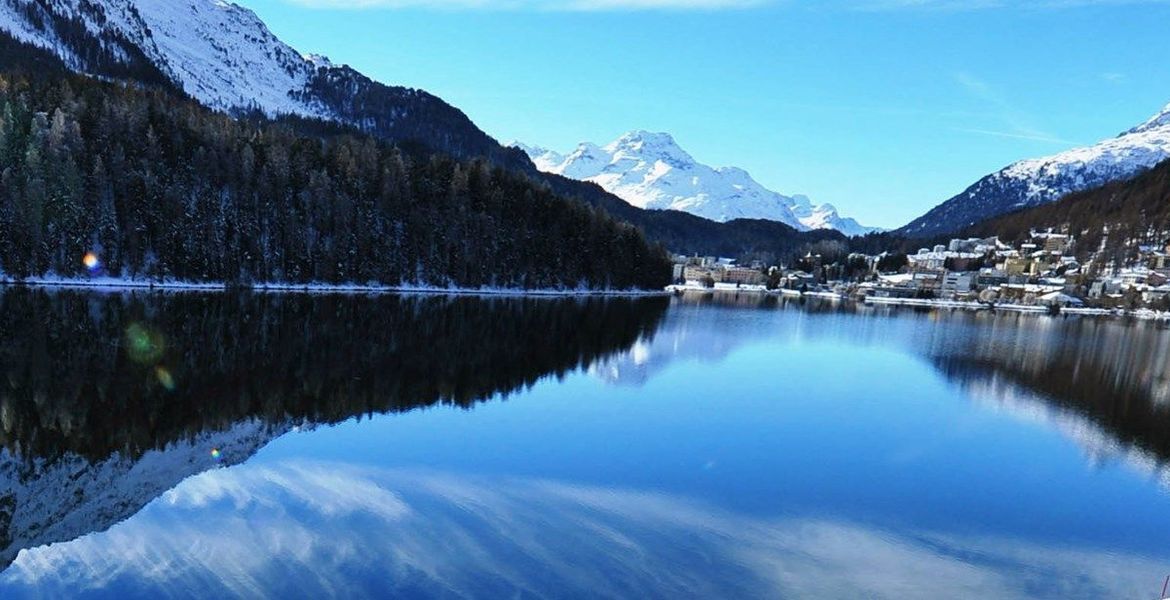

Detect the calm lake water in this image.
[0,288,1168,598]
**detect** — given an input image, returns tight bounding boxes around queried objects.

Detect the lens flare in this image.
[124,323,166,365]
[155,366,175,391]
[210,448,222,460]
[82,252,100,272]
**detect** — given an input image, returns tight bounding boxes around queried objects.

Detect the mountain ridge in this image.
[0,0,850,261]
[515,131,880,237]
[0,0,527,168]
[898,100,1170,238]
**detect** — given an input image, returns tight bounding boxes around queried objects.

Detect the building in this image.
[785,272,817,289]
[684,265,717,284]
[942,272,975,295]
[1144,285,1170,305]
[721,266,765,286]
[1032,231,1072,254]
[912,271,943,293]
[910,248,946,271]
[1039,291,1084,307]
[1089,279,1121,299]
[1003,256,1040,277]
[976,269,1009,288]
[948,237,999,254]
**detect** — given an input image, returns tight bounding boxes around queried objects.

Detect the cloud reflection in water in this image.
[1,461,1162,599]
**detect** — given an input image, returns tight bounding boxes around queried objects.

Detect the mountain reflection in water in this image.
[4,462,1166,599]
[0,289,1169,599]
[0,289,667,570]
[603,292,1170,468]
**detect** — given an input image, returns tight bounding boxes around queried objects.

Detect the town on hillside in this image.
[670,230,1170,315]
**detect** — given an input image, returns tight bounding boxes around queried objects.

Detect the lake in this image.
[0,288,1167,599]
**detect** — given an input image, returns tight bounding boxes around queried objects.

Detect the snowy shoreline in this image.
[667,284,1170,322]
[858,296,1167,320]
[0,277,670,298]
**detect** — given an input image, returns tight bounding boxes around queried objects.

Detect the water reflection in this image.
[591,292,856,386]
[927,314,1170,486]
[0,289,667,570]
[2,289,1170,598]
[606,293,1170,469]
[1,462,1161,599]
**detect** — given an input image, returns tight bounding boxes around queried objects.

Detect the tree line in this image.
[0,64,672,289]
[0,288,669,462]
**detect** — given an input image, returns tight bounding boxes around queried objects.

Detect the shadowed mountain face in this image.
[0,289,669,570]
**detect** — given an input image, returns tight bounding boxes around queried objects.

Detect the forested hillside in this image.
[959,157,1170,266]
[0,41,671,290]
[848,158,1170,260]
[0,1,845,265]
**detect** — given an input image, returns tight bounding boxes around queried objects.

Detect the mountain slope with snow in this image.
[515,132,880,237]
[0,0,522,167]
[0,0,856,256]
[0,0,319,115]
[899,101,1170,238]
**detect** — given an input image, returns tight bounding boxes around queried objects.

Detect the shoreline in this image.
[0,277,670,298]
[667,284,1170,322]
[10,277,1167,320]
[858,295,1168,320]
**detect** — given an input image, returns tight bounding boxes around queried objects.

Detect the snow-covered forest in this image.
[0,61,671,290]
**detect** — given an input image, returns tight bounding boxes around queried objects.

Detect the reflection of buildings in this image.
[925,313,1170,476]
[937,359,1170,496]
[590,295,782,386]
[598,292,1170,482]
[924,313,1170,412]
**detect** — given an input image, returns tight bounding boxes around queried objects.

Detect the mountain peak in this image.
[515,133,880,236]
[613,130,677,147]
[303,53,334,69]
[605,130,693,166]
[1128,101,1170,135]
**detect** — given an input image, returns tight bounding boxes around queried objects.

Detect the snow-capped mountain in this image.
[0,0,520,166]
[515,132,880,237]
[0,0,323,116]
[899,101,1170,238]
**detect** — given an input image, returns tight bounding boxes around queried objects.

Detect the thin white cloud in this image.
[952,127,1078,145]
[951,72,1077,147]
[1101,72,1128,84]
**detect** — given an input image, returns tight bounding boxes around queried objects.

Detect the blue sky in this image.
[236,0,1170,228]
